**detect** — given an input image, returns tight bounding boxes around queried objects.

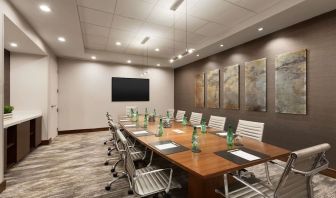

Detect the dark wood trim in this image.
[40,138,52,145]
[0,180,6,193]
[321,168,336,179]
[58,127,109,135]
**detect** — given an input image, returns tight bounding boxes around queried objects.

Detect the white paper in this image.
[175,119,183,122]
[194,125,202,128]
[172,129,185,134]
[124,124,136,127]
[119,119,130,122]
[155,143,178,150]
[216,132,227,136]
[230,150,260,161]
[133,130,148,135]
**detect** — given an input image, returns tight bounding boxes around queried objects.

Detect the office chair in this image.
[216,143,331,198]
[208,115,226,131]
[189,112,202,125]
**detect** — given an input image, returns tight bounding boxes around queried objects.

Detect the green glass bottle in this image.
[158,118,164,137]
[201,118,207,134]
[136,110,139,122]
[227,125,234,148]
[154,108,157,117]
[145,107,148,115]
[182,114,187,126]
[166,111,170,119]
[130,108,134,118]
[192,126,200,153]
[144,114,148,129]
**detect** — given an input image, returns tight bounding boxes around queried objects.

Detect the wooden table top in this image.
[119,116,289,179]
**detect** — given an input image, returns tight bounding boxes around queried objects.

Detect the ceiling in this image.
[4,16,45,55]
[9,0,336,68]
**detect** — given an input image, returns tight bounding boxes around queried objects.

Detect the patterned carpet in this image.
[1,131,335,198]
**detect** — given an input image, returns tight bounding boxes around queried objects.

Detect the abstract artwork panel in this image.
[275,49,307,114]
[195,73,205,107]
[207,69,220,108]
[245,58,267,112]
[223,64,240,110]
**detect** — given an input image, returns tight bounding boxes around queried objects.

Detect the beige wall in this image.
[10,53,49,139]
[58,58,174,131]
[0,11,4,184]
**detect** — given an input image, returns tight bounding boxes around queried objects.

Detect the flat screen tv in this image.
[112,77,149,101]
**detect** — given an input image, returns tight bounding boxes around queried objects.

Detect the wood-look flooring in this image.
[1,131,335,198]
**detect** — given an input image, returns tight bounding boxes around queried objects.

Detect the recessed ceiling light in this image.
[178,54,183,59]
[127,60,132,64]
[188,48,195,54]
[196,54,199,57]
[58,37,66,42]
[115,41,122,46]
[220,44,224,47]
[155,48,160,52]
[156,63,160,66]
[258,27,264,31]
[10,42,18,47]
[91,56,96,60]
[39,4,51,12]
[169,59,174,63]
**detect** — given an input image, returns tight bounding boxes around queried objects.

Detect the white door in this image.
[48,57,58,138]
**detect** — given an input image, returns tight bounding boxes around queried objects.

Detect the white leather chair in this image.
[208,115,226,131]
[236,120,264,141]
[189,112,202,125]
[175,110,186,121]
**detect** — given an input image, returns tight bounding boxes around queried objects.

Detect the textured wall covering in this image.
[195,73,205,107]
[223,64,239,110]
[174,10,336,168]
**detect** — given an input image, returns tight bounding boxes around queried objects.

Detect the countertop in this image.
[4,111,42,128]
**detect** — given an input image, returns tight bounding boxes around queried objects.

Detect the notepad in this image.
[229,150,260,161]
[124,124,136,127]
[119,119,130,122]
[155,143,178,150]
[175,119,183,122]
[194,125,202,128]
[216,132,227,136]
[172,129,184,134]
[133,131,148,135]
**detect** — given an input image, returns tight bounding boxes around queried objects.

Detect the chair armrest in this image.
[230,174,270,198]
[291,162,329,176]
[135,168,173,193]
[269,160,286,169]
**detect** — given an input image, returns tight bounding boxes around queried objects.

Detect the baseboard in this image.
[40,138,52,145]
[321,168,336,179]
[0,180,6,193]
[58,127,109,135]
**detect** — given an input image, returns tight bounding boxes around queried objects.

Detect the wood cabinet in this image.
[16,121,30,161]
[4,116,42,170]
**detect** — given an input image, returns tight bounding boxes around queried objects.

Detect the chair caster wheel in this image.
[104,161,108,166]
[111,168,115,173]
[128,190,133,194]
[104,142,107,145]
[105,186,111,191]
[113,172,118,177]
[108,152,111,156]
[108,147,111,150]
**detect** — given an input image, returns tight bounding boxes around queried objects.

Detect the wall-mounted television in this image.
[112,77,149,101]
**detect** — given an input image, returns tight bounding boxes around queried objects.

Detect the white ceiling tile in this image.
[195,22,228,37]
[84,34,109,45]
[81,22,110,37]
[225,0,281,13]
[111,15,143,32]
[174,14,208,32]
[77,0,117,13]
[116,0,155,20]
[190,0,255,26]
[139,23,173,40]
[78,6,113,27]
[147,6,174,27]
[84,41,106,50]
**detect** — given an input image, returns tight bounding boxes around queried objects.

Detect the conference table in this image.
[119,116,289,198]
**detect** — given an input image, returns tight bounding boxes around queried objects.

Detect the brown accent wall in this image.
[4,49,10,105]
[174,10,336,168]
